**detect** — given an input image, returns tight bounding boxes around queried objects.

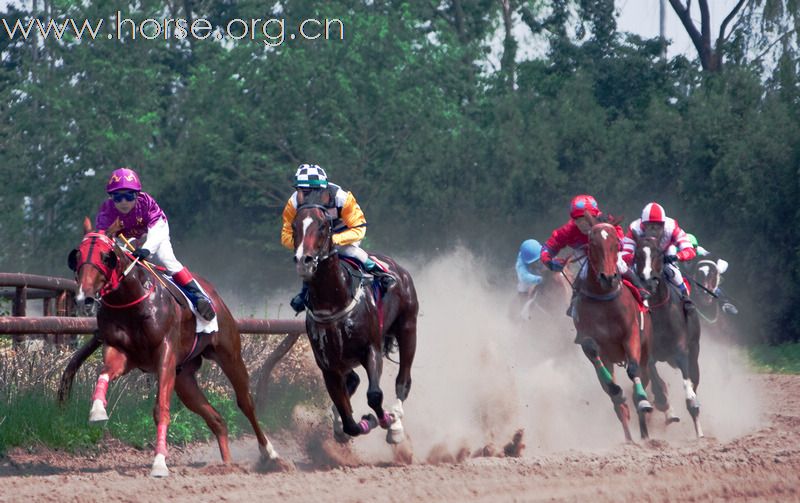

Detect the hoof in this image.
[332,408,348,443]
[637,400,653,413]
[359,414,379,434]
[666,415,680,425]
[89,399,108,422]
[257,456,296,473]
[608,382,622,396]
[687,398,701,417]
[150,453,169,478]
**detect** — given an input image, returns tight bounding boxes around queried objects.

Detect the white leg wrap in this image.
[386,400,405,444]
[88,399,109,422]
[150,453,169,478]
[683,379,697,401]
[261,439,280,460]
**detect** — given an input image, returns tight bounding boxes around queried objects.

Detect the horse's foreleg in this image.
[322,370,362,440]
[150,346,177,478]
[89,346,128,422]
[362,345,389,434]
[580,338,632,442]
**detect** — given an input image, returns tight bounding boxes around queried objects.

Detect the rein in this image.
[101,280,156,309]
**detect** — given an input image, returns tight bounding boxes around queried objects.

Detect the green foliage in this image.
[749,343,800,374]
[1,0,799,340]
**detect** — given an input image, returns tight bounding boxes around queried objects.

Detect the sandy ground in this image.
[1,374,799,502]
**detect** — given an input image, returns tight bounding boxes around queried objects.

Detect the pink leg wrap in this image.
[379,411,393,429]
[155,423,168,456]
[92,374,110,406]
[358,419,372,434]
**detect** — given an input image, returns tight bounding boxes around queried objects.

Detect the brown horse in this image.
[292,189,418,443]
[516,265,573,323]
[635,236,703,437]
[59,218,287,476]
[574,220,652,442]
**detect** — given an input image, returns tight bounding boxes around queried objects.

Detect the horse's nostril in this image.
[85,298,95,306]
[293,256,298,263]
[303,256,313,265]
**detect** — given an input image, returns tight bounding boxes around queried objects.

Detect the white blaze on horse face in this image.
[295,217,313,261]
[600,229,609,240]
[642,247,652,280]
[75,286,85,302]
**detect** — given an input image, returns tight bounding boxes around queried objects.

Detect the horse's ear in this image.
[296,190,305,206]
[68,249,79,271]
[102,251,118,269]
[83,216,93,234]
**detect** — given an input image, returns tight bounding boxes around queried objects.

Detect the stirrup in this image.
[290,294,306,313]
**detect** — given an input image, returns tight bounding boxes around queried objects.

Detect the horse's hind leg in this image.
[89,346,129,422]
[649,360,679,424]
[675,350,704,438]
[387,316,417,444]
[174,358,232,463]
[214,346,282,461]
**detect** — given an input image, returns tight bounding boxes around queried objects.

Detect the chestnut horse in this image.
[634,236,703,437]
[574,220,652,442]
[59,218,286,476]
[292,189,418,443]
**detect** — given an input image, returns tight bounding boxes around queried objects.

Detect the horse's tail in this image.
[57,331,102,405]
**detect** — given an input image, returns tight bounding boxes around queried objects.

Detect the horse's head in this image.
[634,236,663,293]
[694,259,720,307]
[68,217,121,312]
[292,189,335,280]
[587,221,621,291]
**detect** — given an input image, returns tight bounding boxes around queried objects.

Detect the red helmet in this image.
[570,194,600,219]
[641,202,666,223]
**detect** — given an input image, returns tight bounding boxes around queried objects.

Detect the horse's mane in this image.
[585,213,624,227]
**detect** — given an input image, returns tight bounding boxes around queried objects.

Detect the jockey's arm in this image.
[516,255,543,286]
[540,223,571,266]
[280,199,296,250]
[672,226,696,261]
[332,192,367,246]
[621,228,637,266]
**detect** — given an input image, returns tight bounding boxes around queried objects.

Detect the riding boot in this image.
[365,258,397,290]
[622,269,651,302]
[714,287,739,315]
[679,284,695,312]
[180,280,217,321]
[290,283,309,314]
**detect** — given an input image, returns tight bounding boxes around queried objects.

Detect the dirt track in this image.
[1,372,798,502]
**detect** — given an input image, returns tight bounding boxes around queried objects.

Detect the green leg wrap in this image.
[594,361,613,385]
[634,381,647,401]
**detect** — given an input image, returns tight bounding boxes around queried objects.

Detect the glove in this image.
[676,248,696,261]
[546,258,565,272]
[664,255,678,264]
[132,248,151,260]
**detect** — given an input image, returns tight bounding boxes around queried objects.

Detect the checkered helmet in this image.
[294,164,328,188]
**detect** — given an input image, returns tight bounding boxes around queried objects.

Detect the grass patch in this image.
[748,342,800,374]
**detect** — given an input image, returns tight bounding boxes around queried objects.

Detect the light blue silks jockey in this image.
[516,239,543,293]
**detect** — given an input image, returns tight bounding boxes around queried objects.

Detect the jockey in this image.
[281,164,396,314]
[516,239,544,296]
[685,233,738,315]
[622,202,695,311]
[540,195,649,317]
[95,168,216,321]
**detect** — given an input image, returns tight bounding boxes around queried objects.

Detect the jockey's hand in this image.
[132,248,151,260]
[664,254,678,264]
[547,258,565,272]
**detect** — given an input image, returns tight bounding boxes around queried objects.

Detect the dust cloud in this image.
[208,247,765,466]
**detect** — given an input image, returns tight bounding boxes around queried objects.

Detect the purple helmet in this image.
[106,168,142,193]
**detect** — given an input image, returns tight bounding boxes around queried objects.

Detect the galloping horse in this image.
[574,218,652,442]
[292,190,418,443]
[634,236,703,437]
[59,218,286,476]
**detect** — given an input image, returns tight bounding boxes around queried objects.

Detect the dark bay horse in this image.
[59,218,287,476]
[292,190,418,444]
[574,220,653,442]
[634,236,703,437]
[517,266,572,323]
